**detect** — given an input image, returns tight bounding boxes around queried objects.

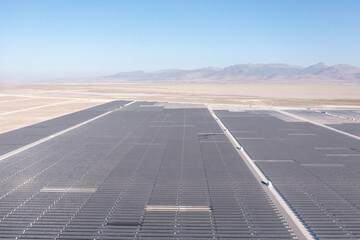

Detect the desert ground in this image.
[0,83,359,134]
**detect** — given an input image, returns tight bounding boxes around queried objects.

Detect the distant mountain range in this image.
[104,63,360,83]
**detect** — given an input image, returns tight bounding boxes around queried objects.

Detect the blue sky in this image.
[1,0,360,80]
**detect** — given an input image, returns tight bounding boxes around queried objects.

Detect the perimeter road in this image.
[274,108,360,141]
[207,106,314,240]
[0,100,136,162]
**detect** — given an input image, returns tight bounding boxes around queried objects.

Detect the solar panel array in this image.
[286,109,360,137]
[327,123,360,137]
[0,100,130,156]
[0,102,294,239]
[215,110,360,239]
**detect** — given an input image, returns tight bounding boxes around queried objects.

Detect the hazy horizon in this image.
[1,62,359,84]
[0,62,357,81]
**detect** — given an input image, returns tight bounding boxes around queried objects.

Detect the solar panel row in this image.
[0,100,130,156]
[327,123,360,137]
[285,109,360,137]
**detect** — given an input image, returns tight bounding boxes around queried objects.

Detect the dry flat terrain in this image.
[0,83,359,134]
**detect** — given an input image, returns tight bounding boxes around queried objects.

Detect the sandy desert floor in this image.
[0,83,359,134]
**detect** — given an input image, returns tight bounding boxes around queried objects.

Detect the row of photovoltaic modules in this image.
[327,122,360,137]
[215,110,360,240]
[0,101,294,239]
[287,109,360,137]
[0,100,130,156]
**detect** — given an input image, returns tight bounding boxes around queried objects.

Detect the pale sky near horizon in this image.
[1,0,360,80]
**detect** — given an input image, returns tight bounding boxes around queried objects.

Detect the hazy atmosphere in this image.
[1,0,360,81]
